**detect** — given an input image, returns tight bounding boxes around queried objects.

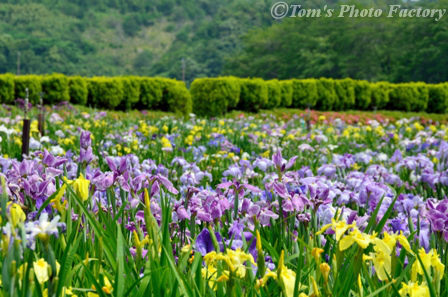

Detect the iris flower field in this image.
[1,104,448,297]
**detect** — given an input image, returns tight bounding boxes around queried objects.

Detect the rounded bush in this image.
[87,77,124,109]
[139,77,163,109]
[279,80,293,107]
[42,73,70,104]
[354,80,372,110]
[334,78,355,110]
[387,84,417,112]
[413,82,429,112]
[0,73,15,104]
[370,82,390,110]
[190,77,240,117]
[427,84,448,114]
[159,78,192,116]
[316,78,338,111]
[14,75,42,104]
[238,78,268,112]
[68,76,88,105]
[264,79,282,109]
[291,79,318,108]
[119,76,141,110]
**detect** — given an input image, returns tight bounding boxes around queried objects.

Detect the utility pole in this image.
[181,57,185,83]
[17,52,20,76]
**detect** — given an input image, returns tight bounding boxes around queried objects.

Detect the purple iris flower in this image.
[426,198,448,241]
[80,131,92,149]
[390,149,403,163]
[195,228,223,255]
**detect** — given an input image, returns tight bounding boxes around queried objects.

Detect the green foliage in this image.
[413,82,429,112]
[138,77,191,115]
[41,73,70,104]
[388,84,418,112]
[225,2,448,86]
[123,15,141,37]
[354,80,372,110]
[264,79,282,110]
[316,78,338,111]
[119,76,141,110]
[139,78,163,109]
[427,84,448,114]
[14,75,42,104]
[334,78,355,110]
[159,79,192,115]
[370,82,390,109]
[68,76,88,105]
[238,78,268,112]
[87,77,124,109]
[0,73,15,104]
[279,80,293,107]
[291,79,318,109]
[190,77,240,117]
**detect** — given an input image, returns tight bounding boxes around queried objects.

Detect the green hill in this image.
[0,0,446,85]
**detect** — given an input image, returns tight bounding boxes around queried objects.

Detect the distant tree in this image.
[123,16,140,37]
[134,50,153,75]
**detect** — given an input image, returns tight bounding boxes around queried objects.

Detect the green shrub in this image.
[0,73,15,104]
[370,82,390,109]
[388,84,417,112]
[427,84,448,114]
[413,82,429,112]
[119,76,141,110]
[279,80,293,107]
[316,78,338,111]
[158,78,192,115]
[354,80,372,110]
[238,78,268,112]
[291,79,318,108]
[87,77,124,109]
[139,77,163,109]
[264,79,282,109]
[14,75,42,104]
[68,76,88,105]
[334,78,355,110]
[190,77,240,117]
[41,73,70,104]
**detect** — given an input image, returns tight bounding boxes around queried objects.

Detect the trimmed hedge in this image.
[2,73,448,116]
[354,80,372,110]
[279,80,293,107]
[14,75,42,104]
[87,77,124,109]
[427,84,448,114]
[387,83,429,112]
[68,76,88,105]
[159,79,192,115]
[42,73,70,104]
[120,76,141,110]
[0,73,15,104]
[316,78,338,111]
[334,78,355,110]
[291,79,318,109]
[264,79,282,109]
[139,77,163,109]
[370,82,390,109]
[238,78,268,112]
[190,77,240,117]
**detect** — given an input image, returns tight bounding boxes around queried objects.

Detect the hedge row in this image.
[191,77,448,116]
[0,74,192,115]
[1,74,447,117]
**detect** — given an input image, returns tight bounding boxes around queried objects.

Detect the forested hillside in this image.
[0,0,446,84]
